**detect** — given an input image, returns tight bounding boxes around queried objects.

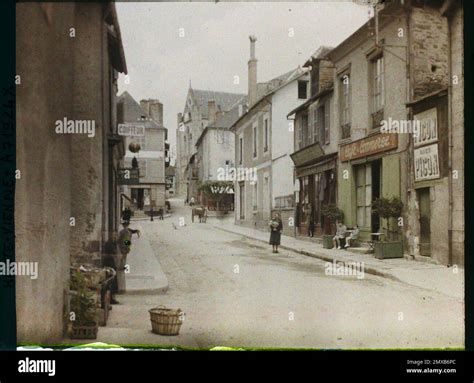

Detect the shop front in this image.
[338,133,400,242]
[291,142,338,237]
[406,91,450,264]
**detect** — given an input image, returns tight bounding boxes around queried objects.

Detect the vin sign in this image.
[414,144,440,181]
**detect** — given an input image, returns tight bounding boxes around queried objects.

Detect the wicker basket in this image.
[149,306,183,336]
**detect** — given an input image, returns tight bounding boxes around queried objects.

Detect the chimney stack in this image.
[149,101,163,127]
[248,35,257,106]
[208,100,217,124]
[140,100,150,117]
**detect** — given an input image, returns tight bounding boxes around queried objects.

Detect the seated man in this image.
[333,220,347,249]
[345,224,360,248]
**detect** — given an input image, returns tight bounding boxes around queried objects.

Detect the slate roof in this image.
[229,66,309,131]
[196,97,248,148]
[310,46,333,60]
[190,89,246,118]
[165,165,175,177]
[256,67,308,100]
[208,96,248,129]
[117,91,162,129]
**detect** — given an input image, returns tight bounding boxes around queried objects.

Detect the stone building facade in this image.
[232,36,309,235]
[117,94,167,214]
[195,99,247,211]
[16,2,127,343]
[176,87,245,201]
[289,46,338,238]
[325,0,463,265]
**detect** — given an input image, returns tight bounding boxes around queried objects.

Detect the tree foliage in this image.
[321,204,344,222]
[198,181,233,199]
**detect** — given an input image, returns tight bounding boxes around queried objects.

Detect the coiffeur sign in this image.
[340,133,398,162]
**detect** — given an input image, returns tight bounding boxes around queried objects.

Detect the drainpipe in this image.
[405,5,415,257]
[446,13,454,266]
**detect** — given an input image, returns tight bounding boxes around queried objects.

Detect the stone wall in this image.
[319,59,334,91]
[409,5,449,100]
[16,2,76,343]
[70,3,105,265]
[449,4,464,266]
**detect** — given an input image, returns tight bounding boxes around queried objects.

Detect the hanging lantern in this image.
[129,142,141,153]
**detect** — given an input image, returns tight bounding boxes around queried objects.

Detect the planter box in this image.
[374,241,403,259]
[322,235,333,249]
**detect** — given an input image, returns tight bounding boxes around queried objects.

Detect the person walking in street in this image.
[113,221,141,302]
[269,212,283,253]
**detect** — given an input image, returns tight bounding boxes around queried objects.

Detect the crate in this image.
[149,306,183,336]
[70,323,98,339]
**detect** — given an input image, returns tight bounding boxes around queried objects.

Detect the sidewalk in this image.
[122,222,169,295]
[214,223,464,300]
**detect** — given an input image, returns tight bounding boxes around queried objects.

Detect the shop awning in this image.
[295,153,338,178]
[290,142,325,167]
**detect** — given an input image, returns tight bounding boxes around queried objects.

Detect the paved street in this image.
[96,199,463,349]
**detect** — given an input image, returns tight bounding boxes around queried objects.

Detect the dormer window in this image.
[298,80,308,99]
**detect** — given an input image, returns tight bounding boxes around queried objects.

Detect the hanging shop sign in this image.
[413,107,438,148]
[340,133,397,162]
[414,143,440,182]
[118,123,145,137]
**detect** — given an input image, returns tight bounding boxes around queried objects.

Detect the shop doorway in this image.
[355,160,381,232]
[131,188,145,210]
[239,182,245,219]
[371,160,381,233]
[417,188,431,256]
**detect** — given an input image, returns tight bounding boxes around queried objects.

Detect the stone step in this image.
[296,236,323,245]
[347,246,373,255]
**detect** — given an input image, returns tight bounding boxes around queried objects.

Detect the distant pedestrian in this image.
[269,212,283,253]
[307,204,315,237]
[190,197,195,206]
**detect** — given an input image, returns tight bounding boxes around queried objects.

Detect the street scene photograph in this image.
[13,0,464,350]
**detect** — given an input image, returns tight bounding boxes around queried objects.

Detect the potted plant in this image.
[371,197,404,259]
[321,205,344,249]
[69,270,99,339]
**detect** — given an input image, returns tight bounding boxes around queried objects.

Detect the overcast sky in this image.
[116,1,370,159]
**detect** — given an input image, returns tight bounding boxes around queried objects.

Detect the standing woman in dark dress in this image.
[269,212,283,253]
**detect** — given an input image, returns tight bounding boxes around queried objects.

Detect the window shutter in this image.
[325,101,330,144]
[313,109,318,143]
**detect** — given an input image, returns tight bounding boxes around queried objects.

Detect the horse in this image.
[191,206,207,223]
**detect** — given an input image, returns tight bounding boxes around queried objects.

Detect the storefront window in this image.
[356,164,372,229]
